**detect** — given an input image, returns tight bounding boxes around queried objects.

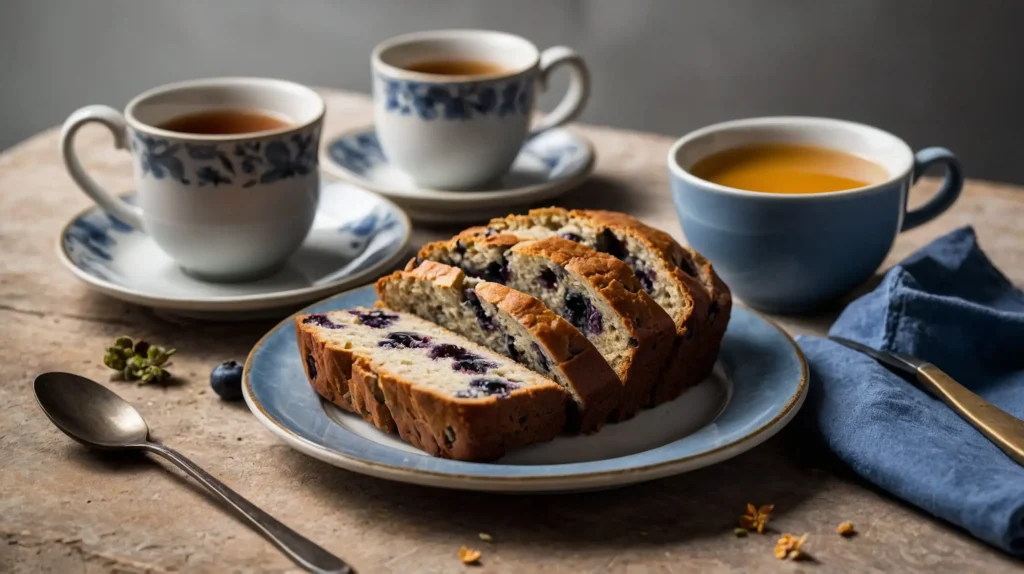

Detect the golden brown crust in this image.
[415,231,521,264]
[382,259,463,293]
[474,281,622,432]
[510,237,675,419]
[405,259,463,287]
[294,315,568,462]
[295,321,360,413]
[483,207,570,230]
[348,357,396,431]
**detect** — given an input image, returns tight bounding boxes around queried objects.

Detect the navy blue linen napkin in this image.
[797,227,1024,554]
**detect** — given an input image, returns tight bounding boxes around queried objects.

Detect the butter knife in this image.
[829,336,1024,466]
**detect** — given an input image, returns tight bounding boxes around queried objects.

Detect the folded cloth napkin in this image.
[797,226,1024,554]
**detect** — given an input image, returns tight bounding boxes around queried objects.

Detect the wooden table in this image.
[2,89,1022,573]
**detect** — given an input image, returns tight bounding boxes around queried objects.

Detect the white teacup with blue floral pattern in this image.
[61,77,324,282]
[372,30,590,190]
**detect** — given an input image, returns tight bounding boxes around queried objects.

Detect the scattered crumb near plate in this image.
[739,503,774,534]
[478,533,493,542]
[458,546,481,565]
[837,522,856,537]
[774,533,809,560]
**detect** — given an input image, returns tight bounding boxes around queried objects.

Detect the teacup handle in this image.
[61,105,145,230]
[529,47,591,136]
[901,147,964,232]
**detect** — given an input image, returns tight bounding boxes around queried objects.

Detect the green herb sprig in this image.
[103,335,176,384]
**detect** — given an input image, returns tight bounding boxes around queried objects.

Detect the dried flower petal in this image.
[739,503,774,534]
[837,522,855,536]
[458,546,481,565]
[774,533,809,560]
[478,533,493,542]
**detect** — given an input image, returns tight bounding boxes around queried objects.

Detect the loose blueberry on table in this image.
[210,360,244,400]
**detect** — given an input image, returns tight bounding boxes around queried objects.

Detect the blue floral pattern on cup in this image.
[129,126,320,188]
[379,75,534,120]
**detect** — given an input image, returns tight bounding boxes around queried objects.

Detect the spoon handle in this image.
[141,442,353,574]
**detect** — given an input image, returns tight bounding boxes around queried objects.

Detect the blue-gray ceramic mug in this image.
[668,117,963,312]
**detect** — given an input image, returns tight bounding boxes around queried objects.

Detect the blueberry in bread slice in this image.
[296,308,568,461]
[376,260,622,432]
[417,207,731,406]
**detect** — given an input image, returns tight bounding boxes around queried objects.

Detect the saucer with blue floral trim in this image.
[58,182,410,320]
[321,125,595,223]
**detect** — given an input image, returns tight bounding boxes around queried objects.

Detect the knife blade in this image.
[828,336,925,375]
[827,335,1024,467]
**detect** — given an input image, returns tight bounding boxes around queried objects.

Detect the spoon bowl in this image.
[34,372,150,448]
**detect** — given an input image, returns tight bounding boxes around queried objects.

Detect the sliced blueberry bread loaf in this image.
[416,207,731,405]
[295,308,568,461]
[376,261,622,432]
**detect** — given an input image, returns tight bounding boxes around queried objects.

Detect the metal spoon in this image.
[33,372,353,574]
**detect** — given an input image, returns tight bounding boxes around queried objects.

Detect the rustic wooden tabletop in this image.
[2,89,1023,573]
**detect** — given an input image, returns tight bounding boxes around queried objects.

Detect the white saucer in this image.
[59,182,411,320]
[321,125,595,223]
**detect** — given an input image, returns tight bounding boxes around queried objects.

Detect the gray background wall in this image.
[4,0,1023,183]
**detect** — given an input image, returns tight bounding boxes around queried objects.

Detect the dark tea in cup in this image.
[159,109,291,135]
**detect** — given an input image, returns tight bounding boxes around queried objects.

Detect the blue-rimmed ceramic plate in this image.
[321,126,595,223]
[244,284,808,492]
[58,183,410,320]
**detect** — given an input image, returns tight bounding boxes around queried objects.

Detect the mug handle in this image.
[901,147,964,232]
[529,46,591,136]
[61,105,145,230]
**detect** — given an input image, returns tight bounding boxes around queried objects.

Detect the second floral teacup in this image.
[61,77,325,282]
[372,29,590,190]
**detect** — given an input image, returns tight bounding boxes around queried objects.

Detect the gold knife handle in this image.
[917,364,1024,466]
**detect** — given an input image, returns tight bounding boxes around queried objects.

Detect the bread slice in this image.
[295,308,568,461]
[416,207,731,405]
[376,261,622,432]
[500,237,676,419]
